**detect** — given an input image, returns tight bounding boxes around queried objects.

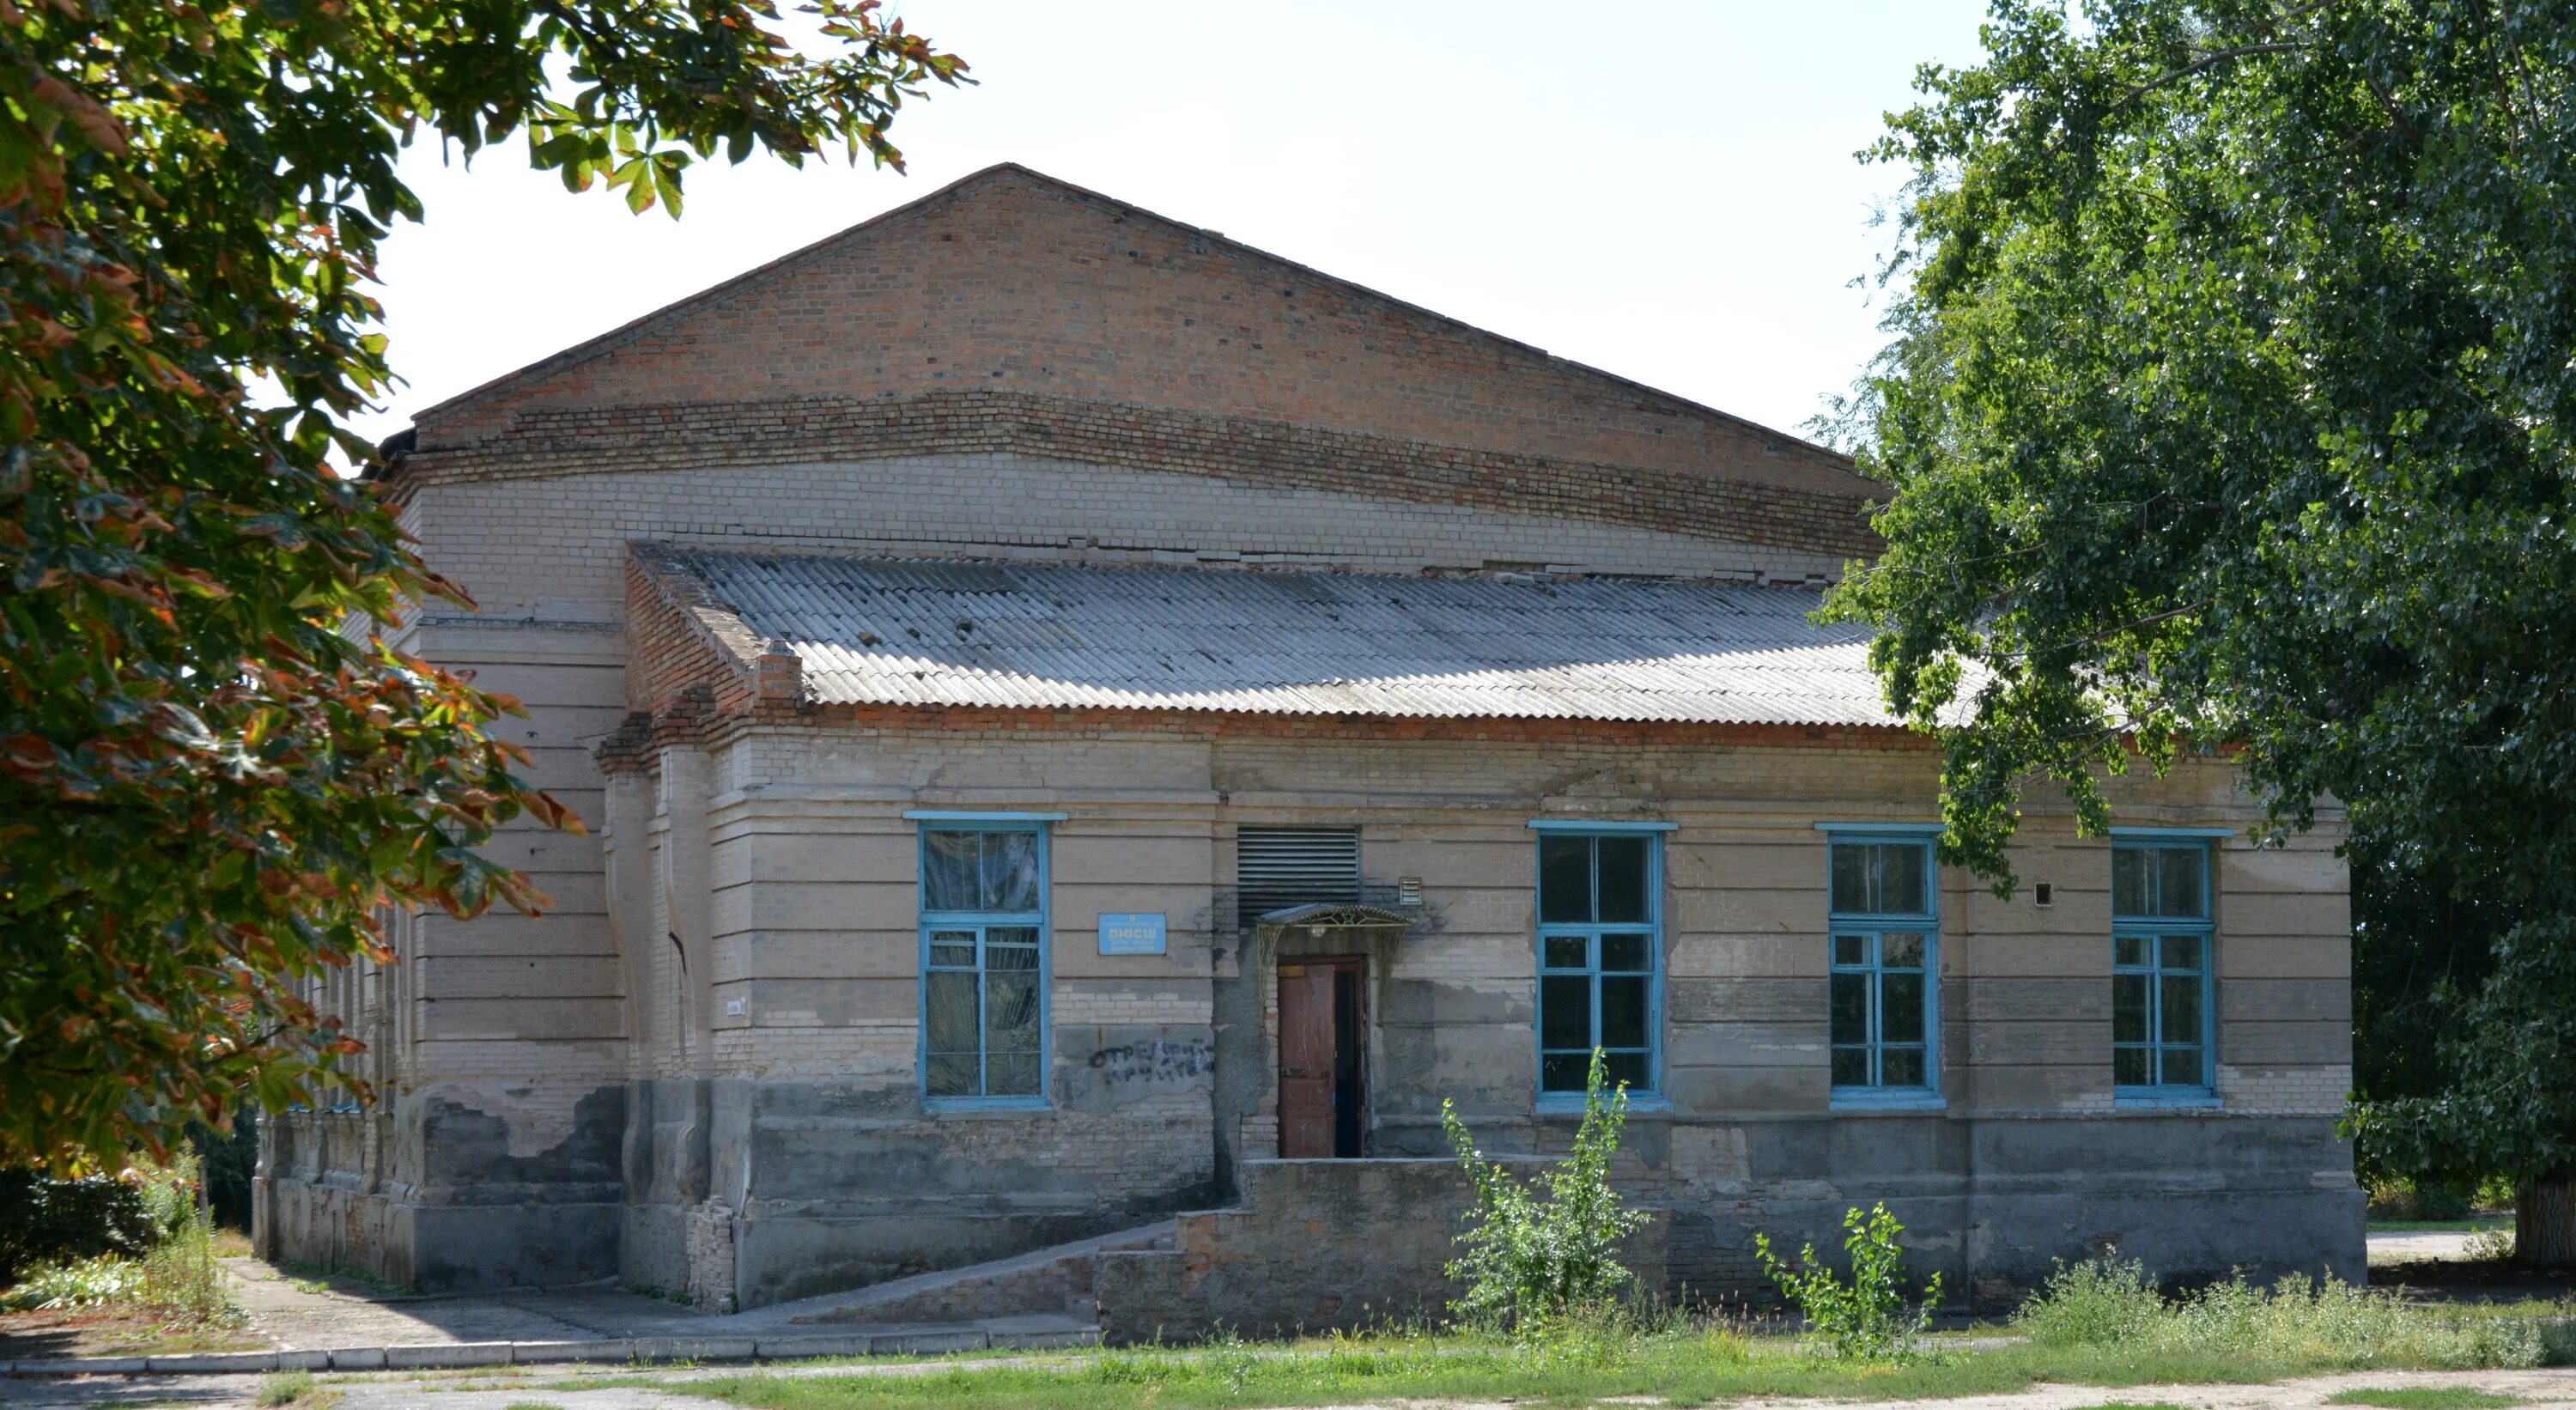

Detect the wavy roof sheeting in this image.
[642,548,1901,728]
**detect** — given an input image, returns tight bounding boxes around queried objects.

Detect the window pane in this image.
[1599,975,1649,1048]
[1540,836,1592,923]
[1600,933,1651,972]
[2112,974,2149,1043]
[1541,1051,1589,1092]
[1830,973,1871,1047]
[1829,843,1870,914]
[986,972,1042,1054]
[2156,847,2207,919]
[1876,844,1929,916]
[2160,933,2202,971]
[1832,933,1870,968]
[925,831,981,911]
[2115,934,2149,968]
[986,938,1042,970]
[2160,1045,2203,1087]
[925,1052,978,1097]
[2160,974,2202,1042]
[981,831,1042,913]
[2112,848,2148,917]
[2114,1047,2152,1085]
[1543,934,1589,969]
[1881,972,1926,1044]
[1832,1046,1871,1086]
[1540,975,1592,1051]
[986,1051,1042,1097]
[1881,932,1927,969]
[1602,1049,1649,1091]
[930,931,976,969]
[927,970,979,1053]
[1881,1047,1926,1087]
[1596,836,1649,923]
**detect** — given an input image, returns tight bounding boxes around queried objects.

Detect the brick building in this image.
[257,165,2362,1319]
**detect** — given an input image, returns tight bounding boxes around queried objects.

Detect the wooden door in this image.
[1278,958,1363,1158]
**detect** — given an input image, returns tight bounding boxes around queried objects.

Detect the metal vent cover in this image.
[1236,827,1361,928]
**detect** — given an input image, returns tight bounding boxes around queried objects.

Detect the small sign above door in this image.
[1097,913,1168,956]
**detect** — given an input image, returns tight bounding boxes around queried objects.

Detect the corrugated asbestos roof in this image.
[647,548,1902,728]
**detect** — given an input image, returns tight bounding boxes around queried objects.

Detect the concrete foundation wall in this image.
[1099,1158,1670,1342]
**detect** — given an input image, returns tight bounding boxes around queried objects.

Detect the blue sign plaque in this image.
[1097,913,1168,956]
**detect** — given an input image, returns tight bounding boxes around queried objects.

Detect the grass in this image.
[2370,1219,2517,1233]
[2325,1390,2529,1409]
[253,1370,343,1409]
[544,1262,2576,1410]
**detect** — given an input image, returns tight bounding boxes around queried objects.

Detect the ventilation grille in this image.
[1236,827,1362,927]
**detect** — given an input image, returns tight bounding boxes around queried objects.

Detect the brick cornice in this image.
[395,389,1883,562]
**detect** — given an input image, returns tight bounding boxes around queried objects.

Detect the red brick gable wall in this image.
[413,165,1869,505]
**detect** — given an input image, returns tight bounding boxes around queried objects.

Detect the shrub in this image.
[1441,1048,1649,1333]
[2465,1225,2517,1261]
[0,1166,156,1285]
[0,1151,242,1328]
[1756,1203,1944,1361]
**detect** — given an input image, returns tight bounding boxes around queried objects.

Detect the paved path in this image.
[6,1364,2576,1410]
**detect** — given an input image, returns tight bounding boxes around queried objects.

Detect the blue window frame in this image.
[2111,839,2215,1101]
[918,820,1050,1104]
[1826,835,1940,1102]
[1534,830,1662,1097]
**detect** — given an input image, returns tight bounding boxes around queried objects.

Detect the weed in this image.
[2012,1256,2554,1369]
[1,1255,145,1310]
[1441,1048,1648,1334]
[2326,1389,2528,1409]
[1756,1202,1943,1361]
[255,1370,317,1407]
[290,1277,331,1295]
[2465,1225,2518,1261]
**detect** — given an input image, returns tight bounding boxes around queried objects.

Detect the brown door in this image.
[1278,958,1364,1158]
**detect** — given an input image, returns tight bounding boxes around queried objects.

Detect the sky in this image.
[358,2,1996,447]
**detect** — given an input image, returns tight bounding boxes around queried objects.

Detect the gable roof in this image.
[401,164,1873,504]
[635,545,1899,728]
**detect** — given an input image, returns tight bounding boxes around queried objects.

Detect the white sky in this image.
[360,1,1993,447]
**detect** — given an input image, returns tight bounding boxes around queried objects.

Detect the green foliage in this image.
[574,1297,2576,1410]
[1818,0,2576,1220]
[0,1164,155,1285]
[1440,1048,1649,1333]
[2012,1257,2555,1370]
[2010,1257,2166,1349]
[0,1253,143,1312]
[1756,1202,1942,1361]
[0,0,964,1169]
[189,1103,262,1231]
[257,1370,325,1408]
[1,1152,241,1326]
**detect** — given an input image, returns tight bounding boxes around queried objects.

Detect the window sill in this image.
[1831,1088,1947,1112]
[2114,1089,2223,1110]
[1534,1093,1671,1117]
[924,1097,1056,1116]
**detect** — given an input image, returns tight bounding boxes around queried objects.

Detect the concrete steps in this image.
[786,1219,1176,1328]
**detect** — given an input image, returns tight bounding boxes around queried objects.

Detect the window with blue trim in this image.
[1535,833,1659,1096]
[1827,838,1938,1095]
[920,824,1048,1100]
[2111,841,2214,1096]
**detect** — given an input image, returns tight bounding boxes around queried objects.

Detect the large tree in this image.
[1825,0,2576,1263]
[0,0,963,1170]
